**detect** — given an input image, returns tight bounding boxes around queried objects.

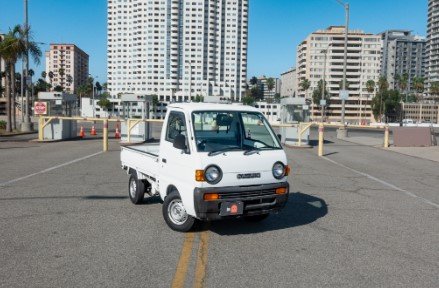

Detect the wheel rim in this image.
[129,178,137,198]
[168,199,188,225]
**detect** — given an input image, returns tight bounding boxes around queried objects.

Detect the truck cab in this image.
[121,103,290,232]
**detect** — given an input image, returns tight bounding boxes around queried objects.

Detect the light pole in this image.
[336,0,349,138]
[321,45,331,122]
[89,75,97,118]
[21,0,32,132]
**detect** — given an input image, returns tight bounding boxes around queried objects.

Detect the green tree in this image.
[371,90,401,122]
[0,24,41,131]
[339,79,350,90]
[299,78,311,96]
[266,77,275,99]
[41,71,46,79]
[274,93,281,103]
[33,78,51,95]
[97,93,112,110]
[366,80,376,94]
[66,74,73,91]
[53,85,63,92]
[242,95,255,106]
[48,71,54,89]
[312,79,330,107]
[194,95,204,102]
[412,76,425,101]
[378,76,389,93]
[249,76,258,86]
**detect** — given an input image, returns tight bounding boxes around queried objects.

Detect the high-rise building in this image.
[280,68,296,98]
[107,0,248,102]
[44,44,89,93]
[427,0,439,87]
[380,30,426,92]
[296,26,382,123]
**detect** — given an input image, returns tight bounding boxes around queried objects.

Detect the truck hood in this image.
[199,149,288,187]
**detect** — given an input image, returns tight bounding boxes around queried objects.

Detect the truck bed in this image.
[120,143,160,181]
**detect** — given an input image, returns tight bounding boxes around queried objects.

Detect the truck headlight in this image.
[204,165,222,184]
[272,162,286,179]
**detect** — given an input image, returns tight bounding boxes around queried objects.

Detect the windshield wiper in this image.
[243,148,260,156]
[208,147,242,156]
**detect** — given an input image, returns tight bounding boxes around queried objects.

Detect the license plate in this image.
[220,201,244,216]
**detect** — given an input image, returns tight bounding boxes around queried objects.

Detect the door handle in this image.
[162,158,167,163]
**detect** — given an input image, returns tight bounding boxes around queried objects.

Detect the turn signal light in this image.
[203,193,220,201]
[275,187,287,195]
[195,170,205,182]
[285,165,291,176]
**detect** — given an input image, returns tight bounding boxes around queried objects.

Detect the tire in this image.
[244,214,270,222]
[128,173,145,205]
[162,190,196,232]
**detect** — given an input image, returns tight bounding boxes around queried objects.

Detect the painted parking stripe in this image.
[0,151,103,187]
[172,232,196,288]
[322,156,439,209]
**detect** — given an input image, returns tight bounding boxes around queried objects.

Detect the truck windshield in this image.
[192,111,281,153]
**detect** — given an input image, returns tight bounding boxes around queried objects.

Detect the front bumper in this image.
[194,182,289,221]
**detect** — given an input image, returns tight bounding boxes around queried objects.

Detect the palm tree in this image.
[249,76,258,86]
[412,76,424,101]
[378,76,389,93]
[366,80,375,94]
[58,68,65,90]
[41,71,46,79]
[48,71,54,91]
[430,81,439,99]
[266,78,275,97]
[66,74,73,92]
[299,78,312,117]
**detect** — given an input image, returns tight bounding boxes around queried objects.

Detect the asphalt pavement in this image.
[0,130,438,287]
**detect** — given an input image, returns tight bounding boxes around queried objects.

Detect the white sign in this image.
[339,90,349,100]
[320,100,327,106]
[34,101,48,115]
[303,105,309,110]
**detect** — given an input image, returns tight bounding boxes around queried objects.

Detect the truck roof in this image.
[168,102,260,113]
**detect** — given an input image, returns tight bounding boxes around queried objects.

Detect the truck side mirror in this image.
[277,134,282,141]
[173,134,187,150]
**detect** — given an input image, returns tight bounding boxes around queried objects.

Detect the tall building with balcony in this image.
[44,44,89,93]
[427,0,439,89]
[380,30,426,92]
[296,26,382,123]
[107,0,248,102]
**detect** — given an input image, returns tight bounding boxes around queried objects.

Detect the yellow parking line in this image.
[172,232,196,288]
[193,230,210,288]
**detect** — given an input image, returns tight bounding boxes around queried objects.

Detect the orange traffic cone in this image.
[79,126,85,138]
[115,123,121,139]
[90,125,97,136]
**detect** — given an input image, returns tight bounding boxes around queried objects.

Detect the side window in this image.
[166,112,187,142]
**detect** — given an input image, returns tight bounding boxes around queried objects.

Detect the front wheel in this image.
[128,173,145,205]
[163,191,196,232]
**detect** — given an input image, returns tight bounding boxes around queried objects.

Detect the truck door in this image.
[159,111,195,211]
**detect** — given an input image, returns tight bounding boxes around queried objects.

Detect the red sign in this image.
[34,101,48,115]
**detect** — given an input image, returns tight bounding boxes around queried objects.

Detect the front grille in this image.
[218,189,277,200]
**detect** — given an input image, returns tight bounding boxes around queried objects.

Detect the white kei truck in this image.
[120,103,290,232]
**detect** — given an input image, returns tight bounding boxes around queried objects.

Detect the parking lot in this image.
[1,129,438,287]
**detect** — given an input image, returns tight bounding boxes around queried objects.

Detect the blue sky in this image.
[0,0,428,83]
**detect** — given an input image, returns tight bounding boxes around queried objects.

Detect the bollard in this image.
[103,119,109,152]
[298,124,302,147]
[384,125,389,148]
[318,123,324,157]
[38,116,44,141]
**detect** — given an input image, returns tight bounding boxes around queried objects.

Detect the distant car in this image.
[402,119,415,125]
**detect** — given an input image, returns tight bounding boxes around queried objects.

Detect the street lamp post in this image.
[21,0,32,132]
[336,0,349,138]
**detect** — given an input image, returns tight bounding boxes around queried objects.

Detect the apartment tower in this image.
[427,0,439,99]
[107,0,248,102]
[44,44,89,93]
[296,26,382,123]
[380,30,426,92]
